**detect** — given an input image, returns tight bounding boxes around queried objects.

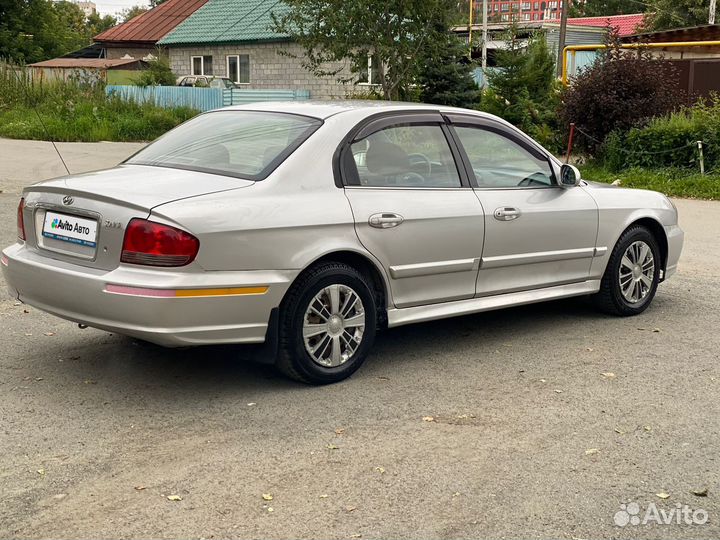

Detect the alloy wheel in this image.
[619,240,655,304]
[302,284,366,367]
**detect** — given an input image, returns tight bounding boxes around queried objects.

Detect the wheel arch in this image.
[626,217,669,278]
[282,248,391,328]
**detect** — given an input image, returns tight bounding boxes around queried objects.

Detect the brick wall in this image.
[167,41,366,99]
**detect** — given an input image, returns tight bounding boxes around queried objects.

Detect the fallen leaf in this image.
[262,494,273,501]
[602,372,616,379]
[586,347,594,352]
[644,425,652,432]
[554,389,563,394]
[653,328,661,333]
[376,376,389,381]
[585,448,600,455]
[539,379,546,383]
[134,485,146,491]
[43,332,55,336]
[374,466,385,474]
[656,492,670,499]
[692,488,708,497]
[167,495,182,501]
[23,309,29,313]
[267,507,274,513]
[350,534,362,538]
[326,444,339,450]
[37,468,45,476]
[24,333,32,336]
[422,416,435,422]
[346,506,357,512]
[334,428,345,435]
[457,414,469,419]
[319,494,328,499]
[452,492,461,497]
[247,402,256,407]
[614,428,625,434]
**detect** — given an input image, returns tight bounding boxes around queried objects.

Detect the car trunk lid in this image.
[21,165,253,271]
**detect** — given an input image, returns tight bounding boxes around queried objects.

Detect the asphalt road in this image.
[1,137,719,539]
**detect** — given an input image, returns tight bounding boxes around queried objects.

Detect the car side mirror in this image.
[560,164,581,187]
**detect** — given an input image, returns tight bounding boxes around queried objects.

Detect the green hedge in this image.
[602,98,720,172]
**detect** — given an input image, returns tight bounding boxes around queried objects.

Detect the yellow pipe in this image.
[561,40,720,85]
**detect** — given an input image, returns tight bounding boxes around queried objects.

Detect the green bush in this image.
[602,96,720,172]
[0,62,197,142]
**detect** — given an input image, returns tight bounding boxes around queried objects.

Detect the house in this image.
[93,0,209,60]
[473,0,571,23]
[27,58,148,85]
[158,0,357,99]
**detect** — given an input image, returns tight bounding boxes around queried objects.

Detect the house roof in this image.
[544,13,646,37]
[158,0,289,46]
[28,58,146,69]
[624,24,720,42]
[94,0,209,44]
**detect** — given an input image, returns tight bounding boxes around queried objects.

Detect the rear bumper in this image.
[1,243,295,347]
[664,224,684,279]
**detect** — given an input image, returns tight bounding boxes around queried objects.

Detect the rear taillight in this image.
[121,218,199,267]
[17,198,26,241]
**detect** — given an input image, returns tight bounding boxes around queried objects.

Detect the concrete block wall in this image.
[168,41,366,99]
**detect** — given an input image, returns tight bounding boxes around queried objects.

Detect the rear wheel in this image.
[593,226,661,316]
[276,262,377,384]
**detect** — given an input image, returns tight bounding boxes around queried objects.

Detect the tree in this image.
[121,5,148,22]
[418,33,480,108]
[569,0,646,17]
[271,0,464,100]
[559,35,686,154]
[136,53,176,86]
[479,26,561,149]
[149,0,169,6]
[643,0,709,31]
[86,12,117,37]
[0,0,93,63]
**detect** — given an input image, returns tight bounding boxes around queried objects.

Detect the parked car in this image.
[2,102,684,384]
[177,75,238,89]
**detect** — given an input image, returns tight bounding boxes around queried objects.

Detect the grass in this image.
[579,161,720,201]
[0,62,198,142]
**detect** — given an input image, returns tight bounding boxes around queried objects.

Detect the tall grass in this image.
[0,62,198,142]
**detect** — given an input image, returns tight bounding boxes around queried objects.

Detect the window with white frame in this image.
[501,13,509,20]
[358,54,382,85]
[521,1,531,9]
[534,1,539,7]
[500,3,509,11]
[191,55,213,76]
[227,54,250,84]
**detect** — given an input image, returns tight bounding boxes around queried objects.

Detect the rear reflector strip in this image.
[105,284,268,298]
[1,254,8,267]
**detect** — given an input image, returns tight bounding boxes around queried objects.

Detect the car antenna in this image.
[11,64,71,176]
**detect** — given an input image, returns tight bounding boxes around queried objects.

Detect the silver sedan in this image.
[2,102,684,384]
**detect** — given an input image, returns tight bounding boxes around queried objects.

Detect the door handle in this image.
[369,213,404,229]
[494,207,521,221]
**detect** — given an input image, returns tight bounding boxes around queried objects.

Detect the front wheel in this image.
[593,226,661,316]
[276,262,377,384]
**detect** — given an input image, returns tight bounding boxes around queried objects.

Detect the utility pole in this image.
[710,0,717,24]
[482,0,488,74]
[556,0,569,77]
[469,0,474,54]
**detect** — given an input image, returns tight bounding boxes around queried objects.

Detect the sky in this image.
[94,0,150,17]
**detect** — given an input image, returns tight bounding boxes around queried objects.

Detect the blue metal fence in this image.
[106,85,311,112]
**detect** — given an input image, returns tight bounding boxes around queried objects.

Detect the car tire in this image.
[593,225,661,316]
[276,262,377,384]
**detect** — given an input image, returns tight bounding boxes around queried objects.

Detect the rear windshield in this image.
[126,111,322,180]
